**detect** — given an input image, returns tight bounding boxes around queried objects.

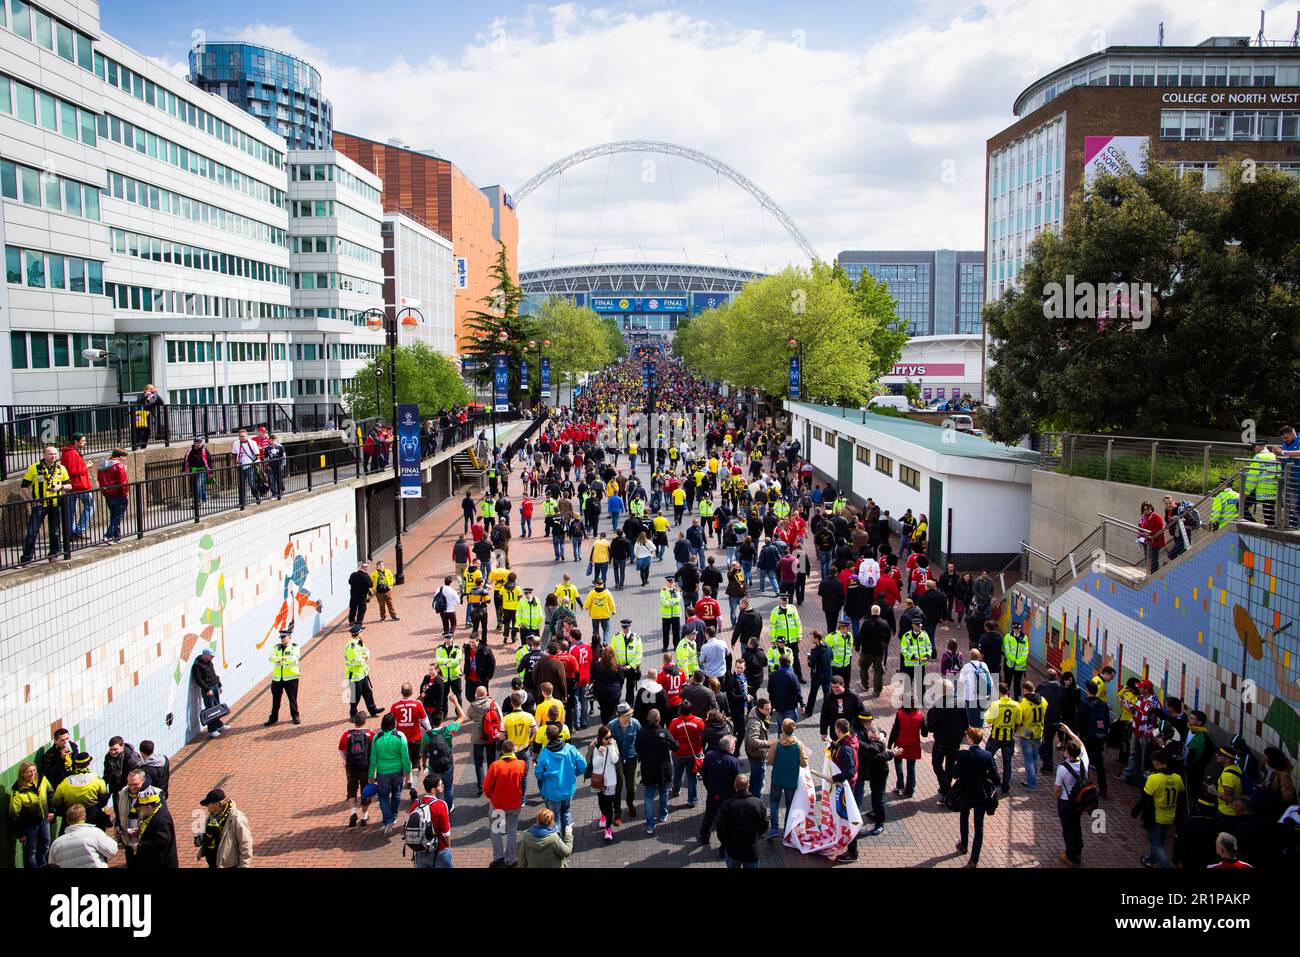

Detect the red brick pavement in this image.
[162,487,1151,868]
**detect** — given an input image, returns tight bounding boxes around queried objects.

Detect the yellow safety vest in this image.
[1002,633,1029,670]
[769,606,802,642]
[900,629,932,667]
[1245,451,1278,501]
[660,588,683,619]
[541,499,558,517]
[1210,488,1239,527]
[436,644,464,680]
[269,642,300,681]
[343,640,369,680]
[675,638,699,675]
[517,598,543,630]
[826,631,853,667]
[612,632,643,669]
[481,499,496,518]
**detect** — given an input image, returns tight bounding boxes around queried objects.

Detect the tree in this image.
[342,342,471,420]
[460,240,536,401]
[675,261,906,406]
[527,297,620,394]
[984,160,1300,443]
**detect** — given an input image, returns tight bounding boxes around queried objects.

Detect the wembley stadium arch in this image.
[515,141,815,348]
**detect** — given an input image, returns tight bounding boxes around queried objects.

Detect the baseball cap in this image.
[71,432,84,441]
[616,702,632,715]
[198,648,214,657]
[199,788,226,805]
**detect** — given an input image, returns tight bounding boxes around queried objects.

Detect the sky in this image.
[102,0,1295,275]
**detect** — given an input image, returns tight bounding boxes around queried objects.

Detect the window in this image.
[10,331,27,370]
[812,426,822,443]
[899,465,920,491]
[29,333,49,368]
[875,453,893,476]
[855,445,870,465]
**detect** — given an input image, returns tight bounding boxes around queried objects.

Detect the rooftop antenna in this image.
[1293,11,1298,45]
[1256,10,1265,45]
[1157,21,1164,46]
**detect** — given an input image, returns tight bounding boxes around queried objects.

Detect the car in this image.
[867,395,909,411]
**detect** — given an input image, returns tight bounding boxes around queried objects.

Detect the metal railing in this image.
[1038,431,1249,496]
[1017,462,1297,598]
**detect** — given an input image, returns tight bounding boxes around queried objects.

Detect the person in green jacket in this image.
[368,712,412,833]
[518,806,574,868]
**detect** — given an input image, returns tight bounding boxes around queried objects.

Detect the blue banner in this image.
[692,292,729,315]
[789,356,801,400]
[540,357,552,399]
[591,294,687,313]
[642,360,656,391]
[493,354,509,413]
[520,358,529,391]
[396,403,422,499]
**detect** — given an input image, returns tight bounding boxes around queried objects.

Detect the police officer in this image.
[611,618,644,705]
[1001,619,1029,698]
[480,493,496,533]
[900,618,933,708]
[676,629,700,679]
[825,616,854,687]
[660,576,684,651]
[768,595,805,682]
[517,586,544,644]
[541,495,558,537]
[487,461,499,496]
[435,632,465,715]
[265,627,301,726]
[1244,439,1279,525]
[772,497,791,521]
[1209,484,1240,531]
[345,624,383,718]
[697,495,715,544]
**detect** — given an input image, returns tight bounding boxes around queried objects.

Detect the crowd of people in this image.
[15,356,1298,872]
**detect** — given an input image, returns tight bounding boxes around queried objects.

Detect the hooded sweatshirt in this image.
[60,444,91,492]
[96,458,129,498]
[518,823,573,868]
[533,740,586,802]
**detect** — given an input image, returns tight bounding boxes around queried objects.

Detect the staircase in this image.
[452,449,486,489]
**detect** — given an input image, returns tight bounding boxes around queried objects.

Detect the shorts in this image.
[408,741,422,766]
[345,767,372,802]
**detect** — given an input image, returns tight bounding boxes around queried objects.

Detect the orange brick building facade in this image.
[334,132,519,354]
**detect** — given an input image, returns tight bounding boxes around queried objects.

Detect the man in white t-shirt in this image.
[434,575,461,633]
[1052,724,1090,867]
[232,428,263,506]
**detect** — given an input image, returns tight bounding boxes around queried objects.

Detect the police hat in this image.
[349,623,365,636]
[620,618,633,626]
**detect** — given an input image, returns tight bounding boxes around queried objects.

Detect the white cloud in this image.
[190,1,1292,273]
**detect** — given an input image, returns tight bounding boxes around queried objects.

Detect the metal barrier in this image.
[1038,431,1249,496]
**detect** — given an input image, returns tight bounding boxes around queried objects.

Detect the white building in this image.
[383,210,454,357]
[286,149,385,408]
[881,334,986,403]
[787,401,1037,568]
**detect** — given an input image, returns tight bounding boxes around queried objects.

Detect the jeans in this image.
[17,819,50,868]
[553,538,566,560]
[959,802,987,864]
[592,561,609,583]
[748,756,766,800]
[726,855,758,869]
[1058,800,1083,864]
[575,683,590,728]
[610,512,622,531]
[106,496,128,540]
[741,560,752,584]
[490,807,521,864]
[775,709,800,735]
[757,569,778,593]
[521,516,532,537]
[893,758,916,794]
[769,786,796,835]
[644,784,670,829]
[570,540,582,561]
[473,742,497,789]
[987,738,1014,788]
[267,463,284,498]
[414,848,454,868]
[70,491,94,534]
[637,557,652,584]
[1145,822,1172,868]
[377,771,404,825]
[818,550,832,581]
[191,471,208,504]
[22,502,64,560]
[805,678,830,715]
[728,597,741,626]
[726,546,737,566]
[612,560,626,588]
[238,465,261,505]
[592,618,611,644]
[544,797,573,832]
[1125,734,1153,782]
[1019,737,1040,789]
[693,546,706,570]
[671,755,698,803]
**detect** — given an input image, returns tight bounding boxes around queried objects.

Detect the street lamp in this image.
[362,307,406,584]
[527,338,551,407]
[83,348,125,406]
[787,338,804,402]
[373,365,383,422]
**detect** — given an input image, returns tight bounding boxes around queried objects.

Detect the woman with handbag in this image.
[590,725,621,843]
[952,726,1000,867]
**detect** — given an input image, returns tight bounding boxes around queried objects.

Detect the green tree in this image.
[984,160,1300,442]
[461,240,536,400]
[342,342,471,420]
[527,296,619,395]
[675,261,906,406]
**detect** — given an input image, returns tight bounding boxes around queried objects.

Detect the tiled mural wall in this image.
[0,487,356,781]
[1007,528,1300,760]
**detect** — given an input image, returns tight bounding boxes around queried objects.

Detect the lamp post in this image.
[373,365,383,422]
[787,338,804,402]
[82,348,125,406]
[528,338,551,408]
[363,307,406,585]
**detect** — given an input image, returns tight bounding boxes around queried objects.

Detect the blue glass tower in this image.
[188,42,332,150]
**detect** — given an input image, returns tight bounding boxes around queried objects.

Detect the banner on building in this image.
[520,358,529,391]
[456,257,468,289]
[493,354,509,413]
[396,403,422,499]
[540,357,552,399]
[1083,135,1149,186]
[789,356,801,400]
[782,763,862,858]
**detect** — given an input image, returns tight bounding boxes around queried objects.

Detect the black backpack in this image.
[424,734,454,774]
[433,589,449,614]
[344,729,371,772]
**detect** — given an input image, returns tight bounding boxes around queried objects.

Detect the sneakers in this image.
[349,812,358,828]
[866,825,885,836]
[599,815,607,828]
[765,829,780,840]
[292,717,301,725]
[391,616,401,622]
[603,828,614,844]
[208,730,221,738]
[263,719,278,727]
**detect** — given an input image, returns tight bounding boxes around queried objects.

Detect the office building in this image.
[383,210,455,356]
[188,40,332,150]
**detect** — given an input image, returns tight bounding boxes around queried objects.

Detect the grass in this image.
[1057,452,1243,496]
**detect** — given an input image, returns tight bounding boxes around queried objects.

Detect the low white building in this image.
[787,401,1036,569]
[880,333,985,403]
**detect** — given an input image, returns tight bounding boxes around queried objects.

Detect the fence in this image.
[1037,432,1249,496]
[0,402,347,479]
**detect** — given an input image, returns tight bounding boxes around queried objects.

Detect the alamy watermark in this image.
[1042,276,1153,330]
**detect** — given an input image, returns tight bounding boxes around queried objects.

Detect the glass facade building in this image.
[188,42,333,150]
[836,250,984,337]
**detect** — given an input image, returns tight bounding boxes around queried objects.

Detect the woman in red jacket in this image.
[1138,501,1166,573]
[886,705,927,797]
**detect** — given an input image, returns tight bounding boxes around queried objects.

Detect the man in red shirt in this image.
[657,655,685,725]
[694,591,722,634]
[520,496,534,538]
[567,633,592,730]
[668,699,706,807]
[874,569,901,609]
[60,432,93,539]
[390,684,431,796]
[338,713,375,828]
[482,741,526,867]
[407,774,453,868]
[470,519,486,544]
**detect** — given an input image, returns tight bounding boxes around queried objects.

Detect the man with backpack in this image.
[1162,494,1200,560]
[467,687,502,795]
[1081,679,1111,799]
[433,576,460,634]
[403,774,453,868]
[1053,723,1094,867]
[339,714,375,828]
[422,692,467,813]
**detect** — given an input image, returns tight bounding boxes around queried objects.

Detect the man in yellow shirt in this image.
[500,572,523,645]
[583,581,616,644]
[1017,681,1047,791]
[1141,750,1183,868]
[488,565,511,633]
[502,690,538,800]
[672,486,687,525]
[984,682,1021,794]
[651,513,670,561]
[1214,747,1243,818]
[553,575,581,608]
[589,533,612,584]
[20,446,72,565]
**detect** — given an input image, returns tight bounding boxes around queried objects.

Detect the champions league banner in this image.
[520,358,529,391]
[493,354,509,413]
[396,403,422,499]
[540,357,552,399]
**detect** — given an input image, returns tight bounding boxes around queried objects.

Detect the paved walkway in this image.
[163,480,1151,868]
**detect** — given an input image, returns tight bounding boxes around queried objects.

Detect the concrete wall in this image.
[0,486,355,779]
[1029,469,1178,559]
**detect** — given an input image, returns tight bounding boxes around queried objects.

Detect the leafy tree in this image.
[985,160,1300,442]
[527,297,619,395]
[342,342,472,420]
[460,240,536,400]
[676,261,905,406]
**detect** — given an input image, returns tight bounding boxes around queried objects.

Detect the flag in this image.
[782,760,863,858]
